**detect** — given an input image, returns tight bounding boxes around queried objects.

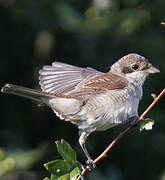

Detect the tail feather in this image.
[1,84,55,102]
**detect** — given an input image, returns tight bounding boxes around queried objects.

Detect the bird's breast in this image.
[78,85,141,131]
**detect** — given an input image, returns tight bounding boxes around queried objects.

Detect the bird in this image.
[1,53,159,169]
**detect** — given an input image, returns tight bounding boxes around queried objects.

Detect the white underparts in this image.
[48,97,83,119]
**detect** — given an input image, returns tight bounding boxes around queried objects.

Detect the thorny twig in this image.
[78,88,165,179]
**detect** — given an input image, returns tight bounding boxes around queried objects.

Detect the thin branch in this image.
[78,88,165,179]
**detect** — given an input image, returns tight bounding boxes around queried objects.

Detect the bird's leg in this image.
[79,131,96,170]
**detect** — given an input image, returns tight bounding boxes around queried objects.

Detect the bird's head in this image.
[110,53,160,86]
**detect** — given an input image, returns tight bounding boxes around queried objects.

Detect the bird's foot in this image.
[85,158,96,171]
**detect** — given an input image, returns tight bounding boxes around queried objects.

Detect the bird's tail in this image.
[1,84,55,102]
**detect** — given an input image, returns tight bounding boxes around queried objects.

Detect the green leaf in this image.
[44,159,69,176]
[43,140,83,180]
[44,178,51,180]
[70,167,81,180]
[51,174,59,180]
[58,173,70,180]
[55,139,77,164]
[140,118,155,131]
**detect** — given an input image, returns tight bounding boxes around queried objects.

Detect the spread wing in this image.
[85,73,128,90]
[39,61,103,94]
[68,72,128,97]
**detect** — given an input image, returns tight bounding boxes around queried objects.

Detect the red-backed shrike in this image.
[1,53,159,168]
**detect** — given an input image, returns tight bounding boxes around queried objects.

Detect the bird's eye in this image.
[131,64,139,70]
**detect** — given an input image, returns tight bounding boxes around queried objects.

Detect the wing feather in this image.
[85,72,128,90]
[39,62,127,98]
[67,72,128,98]
[39,61,103,94]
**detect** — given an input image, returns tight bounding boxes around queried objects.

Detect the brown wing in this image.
[39,61,103,95]
[85,72,128,90]
[67,72,128,98]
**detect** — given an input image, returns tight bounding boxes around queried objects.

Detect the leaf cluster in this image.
[44,140,83,180]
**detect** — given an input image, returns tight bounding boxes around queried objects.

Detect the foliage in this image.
[44,140,83,180]
[139,118,155,131]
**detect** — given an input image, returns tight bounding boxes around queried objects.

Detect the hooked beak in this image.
[144,64,160,74]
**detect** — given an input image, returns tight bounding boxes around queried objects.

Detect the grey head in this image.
[110,53,160,85]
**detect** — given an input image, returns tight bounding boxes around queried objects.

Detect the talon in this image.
[86,159,96,170]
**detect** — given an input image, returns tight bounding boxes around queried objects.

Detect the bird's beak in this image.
[144,64,160,74]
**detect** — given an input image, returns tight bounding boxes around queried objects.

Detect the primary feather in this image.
[39,62,103,95]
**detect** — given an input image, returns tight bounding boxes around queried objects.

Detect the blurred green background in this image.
[0,0,165,179]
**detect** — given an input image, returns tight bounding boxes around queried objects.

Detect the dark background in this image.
[0,0,165,179]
